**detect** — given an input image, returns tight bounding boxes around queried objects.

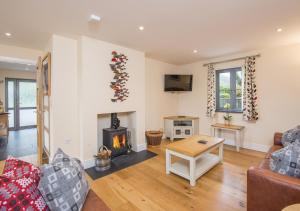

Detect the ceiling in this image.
[0,0,300,65]
[0,60,35,72]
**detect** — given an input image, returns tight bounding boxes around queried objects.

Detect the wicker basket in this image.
[145,131,163,146]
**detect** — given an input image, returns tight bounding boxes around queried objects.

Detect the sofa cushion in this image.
[52,148,84,172]
[0,175,49,210]
[38,148,89,210]
[265,145,283,159]
[270,142,300,178]
[3,156,41,183]
[282,125,300,147]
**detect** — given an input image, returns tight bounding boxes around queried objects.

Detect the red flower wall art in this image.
[109,51,129,102]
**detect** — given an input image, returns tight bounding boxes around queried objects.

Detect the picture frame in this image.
[42,53,51,96]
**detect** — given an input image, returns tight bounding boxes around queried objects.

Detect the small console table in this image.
[211,123,245,152]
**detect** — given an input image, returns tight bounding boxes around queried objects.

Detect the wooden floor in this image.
[0,140,265,211]
[89,141,265,211]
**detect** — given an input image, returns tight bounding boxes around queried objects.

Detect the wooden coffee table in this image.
[166,135,224,186]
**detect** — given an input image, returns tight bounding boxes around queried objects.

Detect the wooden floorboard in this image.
[90,140,265,211]
[0,140,265,211]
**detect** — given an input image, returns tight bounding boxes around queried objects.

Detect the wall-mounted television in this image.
[164,74,193,92]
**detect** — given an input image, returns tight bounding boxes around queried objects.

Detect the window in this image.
[216,67,242,113]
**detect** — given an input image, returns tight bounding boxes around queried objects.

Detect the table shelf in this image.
[170,153,220,180]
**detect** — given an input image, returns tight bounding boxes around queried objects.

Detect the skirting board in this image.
[83,159,95,169]
[135,143,147,151]
[224,139,270,152]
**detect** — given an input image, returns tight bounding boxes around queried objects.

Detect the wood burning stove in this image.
[103,113,128,158]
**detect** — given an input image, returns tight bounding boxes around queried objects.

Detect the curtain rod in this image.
[203,54,261,67]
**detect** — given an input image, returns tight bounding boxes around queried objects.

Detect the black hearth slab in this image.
[85,150,157,180]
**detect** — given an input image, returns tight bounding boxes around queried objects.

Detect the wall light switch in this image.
[64,139,72,144]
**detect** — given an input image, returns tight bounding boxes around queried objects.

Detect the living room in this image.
[0,1,300,211]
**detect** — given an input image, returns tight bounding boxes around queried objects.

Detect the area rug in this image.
[85,150,157,180]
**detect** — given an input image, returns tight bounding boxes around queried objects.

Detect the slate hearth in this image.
[85,150,157,180]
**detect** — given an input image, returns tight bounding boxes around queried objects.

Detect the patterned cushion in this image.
[52,148,84,172]
[282,125,300,147]
[3,156,41,183]
[38,148,89,210]
[270,142,300,178]
[0,175,49,210]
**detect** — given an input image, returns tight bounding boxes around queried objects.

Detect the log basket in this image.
[94,145,111,171]
[145,131,163,146]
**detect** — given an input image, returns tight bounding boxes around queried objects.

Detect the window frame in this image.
[215,67,243,113]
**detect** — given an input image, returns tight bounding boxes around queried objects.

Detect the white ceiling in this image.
[0,0,300,64]
[0,60,35,72]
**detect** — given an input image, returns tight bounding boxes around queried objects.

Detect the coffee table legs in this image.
[219,143,224,163]
[189,158,196,186]
[166,149,171,175]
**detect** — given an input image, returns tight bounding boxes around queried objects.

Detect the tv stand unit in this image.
[164,116,199,141]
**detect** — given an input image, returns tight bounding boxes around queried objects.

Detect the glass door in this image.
[19,81,37,128]
[5,79,37,130]
[6,79,16,129]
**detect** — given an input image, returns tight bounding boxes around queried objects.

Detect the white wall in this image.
[50,35,80,157]
[177,44,300,151]
[48,35,147,166]
[79,36,146,161]
[145,58,181,131]
[47,33,300,162]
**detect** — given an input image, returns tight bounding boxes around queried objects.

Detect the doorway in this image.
[5,78,37,130]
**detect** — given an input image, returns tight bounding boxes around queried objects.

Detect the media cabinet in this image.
[164,116,199,141]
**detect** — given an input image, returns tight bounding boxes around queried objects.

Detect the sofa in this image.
[247,132,300,211]
[0,154,110,211]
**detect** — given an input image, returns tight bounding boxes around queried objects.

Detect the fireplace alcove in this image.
[86,111,157,180]
[97,111,137,157]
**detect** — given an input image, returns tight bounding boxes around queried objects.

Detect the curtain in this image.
[206,64,216,117]
[243,56,259,121]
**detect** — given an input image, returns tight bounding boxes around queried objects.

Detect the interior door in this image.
[5,79,37,130]
[36,56,43,165]
[36,54,51,165]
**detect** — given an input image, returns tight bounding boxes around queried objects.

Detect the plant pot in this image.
[224,120,231,126]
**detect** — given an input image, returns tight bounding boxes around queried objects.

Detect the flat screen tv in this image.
[164,74,193,91]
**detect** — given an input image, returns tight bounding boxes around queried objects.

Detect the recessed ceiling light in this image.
[193,50,198,53]
[5,32,12,37]
[276,28,283,32]
[138,26,144,31]
[89,14,101,23]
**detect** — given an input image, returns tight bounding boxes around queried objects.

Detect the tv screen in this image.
[164,75,193,91]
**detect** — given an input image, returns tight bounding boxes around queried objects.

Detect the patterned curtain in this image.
[206,64,216,117]
[243,56,259,121]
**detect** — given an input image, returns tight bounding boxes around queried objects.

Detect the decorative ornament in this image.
[111,113,120,129]
[109,51,129,102]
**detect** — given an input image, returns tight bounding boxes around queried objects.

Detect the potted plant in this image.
[223,103,232,125]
